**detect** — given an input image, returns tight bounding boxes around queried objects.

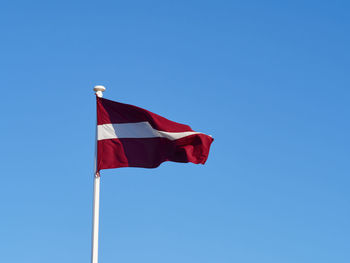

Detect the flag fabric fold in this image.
[96,97,213,171]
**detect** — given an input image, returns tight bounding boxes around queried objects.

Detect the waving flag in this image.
[96,96,213,171]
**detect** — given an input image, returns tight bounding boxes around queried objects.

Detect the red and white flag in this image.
[96,96,214,171]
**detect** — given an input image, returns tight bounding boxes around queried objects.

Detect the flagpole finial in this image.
[94,85,106,98]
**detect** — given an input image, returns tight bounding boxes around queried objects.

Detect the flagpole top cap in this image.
[93,85,106,97]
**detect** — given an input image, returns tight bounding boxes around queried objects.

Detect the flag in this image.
[96,96,214,171]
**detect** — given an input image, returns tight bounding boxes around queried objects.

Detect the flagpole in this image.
[91,85,106,263]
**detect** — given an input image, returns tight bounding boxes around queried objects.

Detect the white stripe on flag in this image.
[97,122,200,141]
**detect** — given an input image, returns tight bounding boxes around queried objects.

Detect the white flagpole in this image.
[91,85,106,263]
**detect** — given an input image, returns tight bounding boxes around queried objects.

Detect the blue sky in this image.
[1,1,349,262]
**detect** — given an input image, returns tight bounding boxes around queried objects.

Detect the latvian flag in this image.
[96,96,214,171]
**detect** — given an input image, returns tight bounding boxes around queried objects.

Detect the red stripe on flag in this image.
[97,97,193,132]
[97,134,213,170]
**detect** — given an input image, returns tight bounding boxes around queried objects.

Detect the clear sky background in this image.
[1,1,349,262]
